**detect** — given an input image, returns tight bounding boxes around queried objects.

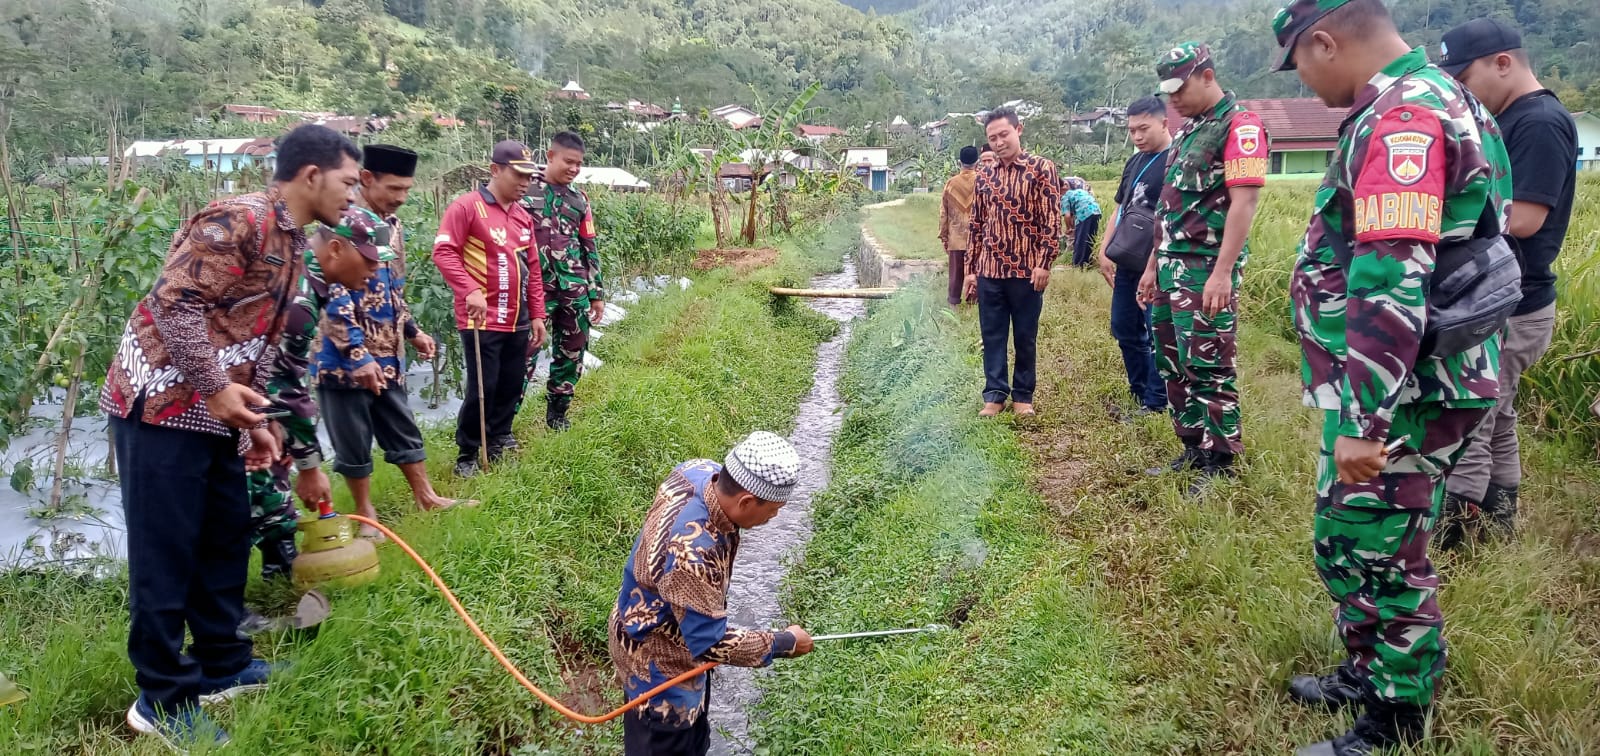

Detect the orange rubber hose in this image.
[348,514,719,724]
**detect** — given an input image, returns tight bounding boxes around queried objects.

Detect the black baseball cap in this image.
[490,140,538,174]
[1439,18,1522,77]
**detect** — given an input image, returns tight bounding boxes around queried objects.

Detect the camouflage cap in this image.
[321,206,395,263]
[1272,0,1355,72]
[1156,43,1214,95]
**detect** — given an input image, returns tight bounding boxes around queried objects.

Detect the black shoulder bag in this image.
[1327,200,1522,360]
[1105,151,1165,271]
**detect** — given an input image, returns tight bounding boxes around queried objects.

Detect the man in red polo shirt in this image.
[432,140,548,476]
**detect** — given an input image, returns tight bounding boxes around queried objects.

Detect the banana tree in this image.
[650,124,740,249]
[732,81,822,245]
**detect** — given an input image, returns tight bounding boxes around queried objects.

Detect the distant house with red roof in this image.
[796,124,846,145]
[1166,97,1349,179]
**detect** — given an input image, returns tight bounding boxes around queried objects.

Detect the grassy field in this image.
[757,269,1600,753]
[887,176,1600,443]
[862,193,946,260]
[0,222,847,754]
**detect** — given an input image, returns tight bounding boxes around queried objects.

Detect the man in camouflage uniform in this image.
[243,210,398,582]
[1273,1,1511,753]
[523,131,605,431]
[1136,42,1269,491]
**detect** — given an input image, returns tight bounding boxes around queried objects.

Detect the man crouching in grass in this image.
[608,431,815,755]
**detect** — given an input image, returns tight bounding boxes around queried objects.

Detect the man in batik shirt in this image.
[963,107,1062,418]
[608,432,814,755]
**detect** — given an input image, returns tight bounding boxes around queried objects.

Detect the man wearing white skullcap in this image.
[607,431,815,755]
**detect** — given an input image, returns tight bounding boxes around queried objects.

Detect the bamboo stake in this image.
[48,345,87,512]
[47,199,91,511]
[769,287,896,299]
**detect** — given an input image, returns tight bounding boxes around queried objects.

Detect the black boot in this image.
[1296,698,1426,756]
[1146,438,1203,476]
[1185,450,1239,497]
[1483,483,1519,540]
[492,434,520,453]
[546,394,572,431]
[1288,661,1363,710]
[258,535,298,582]
[1204,450,1238,478]
[1435,492,1482,550]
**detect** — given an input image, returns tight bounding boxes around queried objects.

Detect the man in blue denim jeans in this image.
[1098,96,1171,417]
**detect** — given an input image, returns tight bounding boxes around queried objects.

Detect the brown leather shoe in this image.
[1012,402,1036,417]
[979,402,1004,417]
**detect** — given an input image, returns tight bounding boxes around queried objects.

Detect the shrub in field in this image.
[0,182,172,436]
[589,189,703,276]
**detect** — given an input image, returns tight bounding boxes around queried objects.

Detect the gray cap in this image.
[724,431,801,502]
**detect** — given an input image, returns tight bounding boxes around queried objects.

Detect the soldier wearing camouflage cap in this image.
[238,206,403,594]
[1273,1,1512,754]
[1137,41,1269,492]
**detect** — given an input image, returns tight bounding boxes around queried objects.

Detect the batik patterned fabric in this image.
[1313,404,1488,705]
[1060,187,1101,220]
[524,176,603,397]
[608,460,797,727]
[312,205,417,389]
[100,190,305,437]
[1290,46,1509,442]
[967,153,1063,279]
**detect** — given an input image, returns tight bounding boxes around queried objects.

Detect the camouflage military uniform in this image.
[1291,45,1509,707]
[1151,43,1269,458]
[524,176,603,401]
[245,248,336,579]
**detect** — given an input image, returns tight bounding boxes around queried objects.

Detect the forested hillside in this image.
[0,0,958,169]
[2,0,1597,171]
[905,0,1600,108]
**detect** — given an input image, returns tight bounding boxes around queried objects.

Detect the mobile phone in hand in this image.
[249,406,292,420]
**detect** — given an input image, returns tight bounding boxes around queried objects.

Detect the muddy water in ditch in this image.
[708,256,865,755]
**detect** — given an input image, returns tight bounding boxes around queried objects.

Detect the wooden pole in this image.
[769,287,896,299]
[473,324,489,469]
[48,345,87,512]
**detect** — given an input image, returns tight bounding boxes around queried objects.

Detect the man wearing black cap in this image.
[1436,18,1578,547]
[939,145,979,306]
[433,141,548,476]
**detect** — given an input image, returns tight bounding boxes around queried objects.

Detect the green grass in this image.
[889,176,1600,443]
[758,267,1600,753]
[0,222,847,754]
[862,193,946,260]
[755,286,1126,753]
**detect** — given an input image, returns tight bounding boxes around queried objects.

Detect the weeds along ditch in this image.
[755,285,1129,752]
[761,203,1600,753]
[0,216,846,754]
